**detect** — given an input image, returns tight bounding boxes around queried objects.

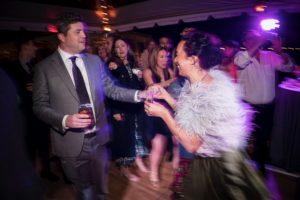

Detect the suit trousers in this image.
[60,136,109,200]
[249,102,275,176]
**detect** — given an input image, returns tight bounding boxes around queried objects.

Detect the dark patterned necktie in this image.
[70,56,90,104]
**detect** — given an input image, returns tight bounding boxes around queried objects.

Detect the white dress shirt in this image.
[58,47,96,132]
[234,50,294,104]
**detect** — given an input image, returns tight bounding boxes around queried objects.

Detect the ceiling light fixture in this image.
[254,0,268,12]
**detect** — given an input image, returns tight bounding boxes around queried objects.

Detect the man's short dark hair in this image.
[55,12,85,35]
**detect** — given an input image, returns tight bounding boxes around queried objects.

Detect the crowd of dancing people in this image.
[1,12,298,200]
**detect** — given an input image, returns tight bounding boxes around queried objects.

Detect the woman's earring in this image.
[191,57,197,65]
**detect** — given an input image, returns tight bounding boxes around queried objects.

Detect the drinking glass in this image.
[146,89,155,103]
[79,103,94,127]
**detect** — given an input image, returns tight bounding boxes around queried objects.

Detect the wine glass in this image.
[146,88,155,103]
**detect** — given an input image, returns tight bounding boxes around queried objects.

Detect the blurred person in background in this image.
[219,40,240,83]
[180,27,197,37]
[159,36,176,72]
[97,43,109,63]
[140,39,157,70]
[270,35,296,84]
[105,35,114,57]
[0,66,44,200]
[107,36,148,182]
[159,36,174,51]
[234,30,294,177]
[4,32,58,182]
[143,46,177,187]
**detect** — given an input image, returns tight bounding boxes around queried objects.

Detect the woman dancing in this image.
[144,31,270,199]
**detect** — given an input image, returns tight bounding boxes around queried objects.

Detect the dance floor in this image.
[42,158,299,200]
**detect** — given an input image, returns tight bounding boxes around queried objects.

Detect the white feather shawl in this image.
[175,70,253,157]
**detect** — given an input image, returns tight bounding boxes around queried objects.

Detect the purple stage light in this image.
[260,19,280,31]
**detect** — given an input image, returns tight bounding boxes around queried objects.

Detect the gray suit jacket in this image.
[33,51,137,157]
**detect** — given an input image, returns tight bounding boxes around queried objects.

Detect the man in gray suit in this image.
[33,13,145,200]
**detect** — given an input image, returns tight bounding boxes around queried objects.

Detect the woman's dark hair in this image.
[55,12,85,35]
[222,40,240,49]
[182,31,223,70]
[108,36,137,68]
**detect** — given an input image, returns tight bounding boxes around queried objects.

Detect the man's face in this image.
[59,22,87,54]
[159,37,169,48]
[243,31,260,49]
[148,41,157,51]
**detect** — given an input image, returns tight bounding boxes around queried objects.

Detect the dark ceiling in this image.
[16,0,147,9]
[1,1,299,55]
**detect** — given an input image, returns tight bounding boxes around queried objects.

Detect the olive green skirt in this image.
[182,151,270,200]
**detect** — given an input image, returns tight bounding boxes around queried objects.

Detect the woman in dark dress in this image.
[145,31,270,199]
[108,36,148,181]
[142,46,177,187]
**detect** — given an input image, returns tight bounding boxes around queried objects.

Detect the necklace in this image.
[189,70,210,85]
[194,72,209,84]
[201,72,208,82]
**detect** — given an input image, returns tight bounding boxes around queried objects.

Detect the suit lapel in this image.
[82,55,96,104]
[82,55,99,119]
[52,51,79,102]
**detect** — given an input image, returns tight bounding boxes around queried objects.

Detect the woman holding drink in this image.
[144,31,270,199]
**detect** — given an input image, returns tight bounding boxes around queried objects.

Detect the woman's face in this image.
[174,41,190,77]
[156,49,169,70]
[115,39,129,60]
[98,45,108,58]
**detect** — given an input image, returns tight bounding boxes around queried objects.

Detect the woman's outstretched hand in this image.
[144,101,168,118]
[146,84,177,109]
[147,84,169,100]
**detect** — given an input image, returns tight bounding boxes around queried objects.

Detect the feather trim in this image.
[175,70,253,157]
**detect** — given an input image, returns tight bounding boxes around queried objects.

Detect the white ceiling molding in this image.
[1,0,300,33]
[111,0,300,32]
[113,8,254,32]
